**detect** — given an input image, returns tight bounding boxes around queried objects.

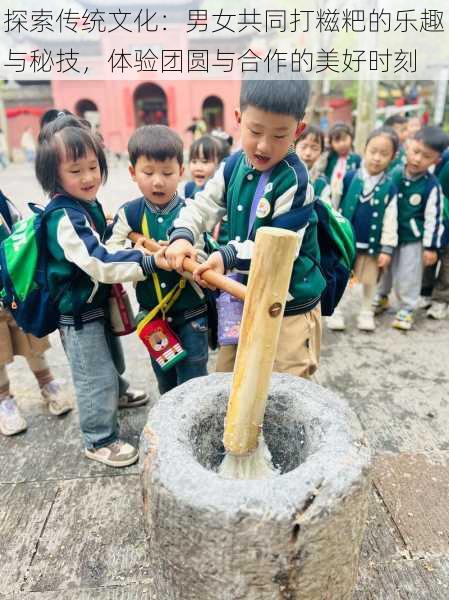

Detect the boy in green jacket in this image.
[374,126,446,330]
[165,78,326,379]
[107,125,209,394]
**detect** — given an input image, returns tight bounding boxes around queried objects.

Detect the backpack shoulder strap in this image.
[0,190,14,230]
[183,181,196,199]
[222,150,243,188]
[123,197,146,233]
[342,169,357,201]
[43,195,92,222]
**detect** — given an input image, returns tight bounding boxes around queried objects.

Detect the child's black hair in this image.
[328,122,354,143]
[414,126,449,155]
[365,126,400,157]
[40,109,73,131]
[211,130,233,160]
[240,78,310,121]
[37,114,91,144]
[189,135,221,163]
[128,125,183,167]
[384,114,407,128]
[295,125,325,152]
[36,114,108,195]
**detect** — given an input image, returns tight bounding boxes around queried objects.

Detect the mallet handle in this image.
[128,232,246,301]
[223,227,299,456]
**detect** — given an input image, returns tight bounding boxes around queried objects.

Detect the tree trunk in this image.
[354,80,379,155]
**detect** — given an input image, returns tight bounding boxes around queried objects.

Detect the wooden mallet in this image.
[128,232,246,300]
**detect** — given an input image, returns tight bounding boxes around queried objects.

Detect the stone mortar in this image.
[140,372,371,600]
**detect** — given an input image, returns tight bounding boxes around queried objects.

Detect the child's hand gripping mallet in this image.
[128,232,246,300]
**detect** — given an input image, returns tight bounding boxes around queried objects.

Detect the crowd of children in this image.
[0,82,448,469]
[295,113,449,333]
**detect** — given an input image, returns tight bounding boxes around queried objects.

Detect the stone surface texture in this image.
[141,373,371,600]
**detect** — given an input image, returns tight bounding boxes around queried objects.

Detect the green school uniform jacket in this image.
[387,145,407,173]
[390,165,444,249]
[170,149,326,316]
[339,168,398,255]
[108,195,207,325]
[313,174,331,203]
[45,196,153,325]
[435,148,449,235]
[324,150,361,181]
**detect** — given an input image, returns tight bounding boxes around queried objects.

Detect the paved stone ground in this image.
[1,163,449,599]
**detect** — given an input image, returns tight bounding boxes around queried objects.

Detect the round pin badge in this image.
[409,193,422,206]
[256,197,271,218]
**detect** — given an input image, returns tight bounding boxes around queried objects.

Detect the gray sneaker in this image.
[0,396,27,436]
[427,302,448,320]
[118,388,148,409]
[85,440,138,468]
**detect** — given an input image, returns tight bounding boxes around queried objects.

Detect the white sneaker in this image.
[85,440,138,468]
[357,310,376,331]
[0,396,27,436]
[41,380,73,416]
[326,312,345,331]
[118,388,148,409]
[417,295,432,310]
[427,302,448,320]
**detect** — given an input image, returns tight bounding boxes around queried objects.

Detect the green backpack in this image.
[308,198,356,316]
[0,196,88,337]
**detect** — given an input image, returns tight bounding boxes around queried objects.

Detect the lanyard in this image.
[141,211,185,321]
[247,168,273,239]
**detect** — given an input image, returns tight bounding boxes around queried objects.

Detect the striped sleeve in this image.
[107,205,133,251]
[424,182,444,249]
[55,208,154,282]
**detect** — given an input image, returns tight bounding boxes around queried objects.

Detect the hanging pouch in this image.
[136,212,187,370]
[216,168,273,346]
[137,315,187,371]
[109,283,136,336]
[216,272,244,345]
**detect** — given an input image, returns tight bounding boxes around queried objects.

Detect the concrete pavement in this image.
[0,163,448,599]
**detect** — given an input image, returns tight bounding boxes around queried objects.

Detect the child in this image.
[420,143,449,318]
[384,115,408,172]
[373,126,446,330]
[36,115,156,467]
[182,135,222,200]
[407,116,422,140]
[107,125,209,394]
[211,129,233,160]
[0,191,72,436]
[324,123,361,207]
[327,127,399,332]
[164,78,326,379]
[295,125,331,204]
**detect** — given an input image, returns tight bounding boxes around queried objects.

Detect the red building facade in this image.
[50,1,245,152]
[52,78,241,153]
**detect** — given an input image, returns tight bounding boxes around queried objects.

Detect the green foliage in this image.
[342,81,358,106]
